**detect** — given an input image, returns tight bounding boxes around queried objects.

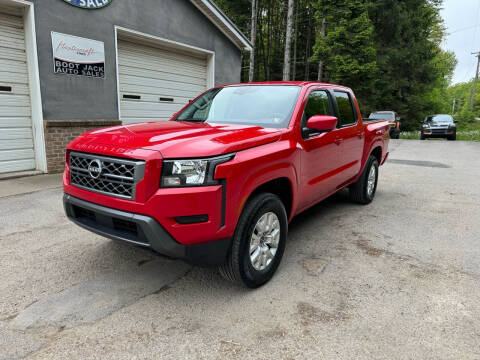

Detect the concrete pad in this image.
[0,174,63,198]
[14,259,191,329]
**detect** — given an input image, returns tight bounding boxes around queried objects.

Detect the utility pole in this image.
[471,52,480,112]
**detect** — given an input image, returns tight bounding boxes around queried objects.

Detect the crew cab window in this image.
[334,91,357,127]
[301,90,333,138]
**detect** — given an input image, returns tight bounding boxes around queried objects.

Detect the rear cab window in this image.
[333,91,357,127]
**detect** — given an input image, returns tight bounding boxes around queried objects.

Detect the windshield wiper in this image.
[175,119,205,123]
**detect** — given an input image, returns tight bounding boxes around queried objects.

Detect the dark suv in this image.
[421,114,456,141]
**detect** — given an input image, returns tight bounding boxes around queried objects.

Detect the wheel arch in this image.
[248,177,294,220]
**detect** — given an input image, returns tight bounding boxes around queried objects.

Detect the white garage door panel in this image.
[122,102,186,112]
[0,10,34,174]
[0,94,30,107]
[119,84,198,101]
[118,54,207,79]
[0,106,30,117]
[119,66,206,86]
[0,71,28,84]
[0,128,33,140]
[0,25,24,40]
[0,138,32,151]
[0,46,26,61]
[0,37,25,51]
[0,159,35,173]
[0,58,28,73]
[118,39,208,124]
[119,43,206,67]
[0,117,30,127]
[0,14,22,28]
[0,148,33,161]
[121,109,181,119]
[119,75,205,93]
[120,92,192,105]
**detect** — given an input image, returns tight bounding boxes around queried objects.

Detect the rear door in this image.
[332,90,364,184]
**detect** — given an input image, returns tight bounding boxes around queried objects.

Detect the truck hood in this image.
[76,121,283,158]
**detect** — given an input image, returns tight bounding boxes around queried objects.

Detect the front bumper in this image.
[63,194,231,266]
[422,129,455,138]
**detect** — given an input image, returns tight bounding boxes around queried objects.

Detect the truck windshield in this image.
[425,115,453,123]
[175,85,301,128]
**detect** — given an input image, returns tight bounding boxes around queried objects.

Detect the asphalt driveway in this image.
[1,140,479,360]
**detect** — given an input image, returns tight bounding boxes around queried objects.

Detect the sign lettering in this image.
[51,32,105,79]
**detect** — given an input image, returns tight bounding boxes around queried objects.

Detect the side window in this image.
[301,90,333,137]
[334,91,356,127]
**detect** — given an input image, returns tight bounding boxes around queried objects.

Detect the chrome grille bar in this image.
[69,152,145,200]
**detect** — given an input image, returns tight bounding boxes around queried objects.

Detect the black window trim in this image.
[300,87,336,139]
[332,90,358,128]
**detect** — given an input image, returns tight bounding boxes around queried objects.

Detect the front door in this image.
[298,89,341,209]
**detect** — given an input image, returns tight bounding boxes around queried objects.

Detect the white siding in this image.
[117,40,208,124]
[0,9,34,174]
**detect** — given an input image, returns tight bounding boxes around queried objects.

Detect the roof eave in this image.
[190,0,253,52]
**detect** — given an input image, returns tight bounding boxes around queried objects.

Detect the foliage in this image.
[312,0,378,113]
[446,80,480,123]
[215,0,459,132]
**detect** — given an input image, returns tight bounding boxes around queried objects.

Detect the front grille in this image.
[69,152,145,200]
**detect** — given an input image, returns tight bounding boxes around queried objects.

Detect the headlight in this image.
[422,124,429,128]
[161,154,234,187]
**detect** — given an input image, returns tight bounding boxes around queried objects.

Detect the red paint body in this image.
[64,82,389,247]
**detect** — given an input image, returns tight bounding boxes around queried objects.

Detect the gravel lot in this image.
[1,140,479,360]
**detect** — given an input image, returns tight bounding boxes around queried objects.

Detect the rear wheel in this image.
[349,155,379,205]
[219,193,288,288]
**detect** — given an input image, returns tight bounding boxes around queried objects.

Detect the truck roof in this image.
[221,81,351,90]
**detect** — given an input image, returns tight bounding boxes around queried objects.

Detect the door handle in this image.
[334,137,343,145]
[357,132,364,139]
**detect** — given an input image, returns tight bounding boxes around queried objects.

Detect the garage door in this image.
[0,8,34,174]
[117,39,208,124]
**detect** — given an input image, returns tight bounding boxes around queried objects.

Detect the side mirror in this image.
[307,115,338,132]
[454,120,459,123]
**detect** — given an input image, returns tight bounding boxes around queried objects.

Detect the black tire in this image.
[219,193,288,288]
[349,155,379,205]
[447,135,456,141]
[420,135,425,140]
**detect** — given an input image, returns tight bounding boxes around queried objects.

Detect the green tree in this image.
[312,0,378,113]
[368,0,453,130]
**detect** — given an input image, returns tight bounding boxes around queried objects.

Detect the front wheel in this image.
[349,155,379,205]
[219,193,288,288]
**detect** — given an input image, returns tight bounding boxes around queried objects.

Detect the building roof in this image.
[190,0,253,52]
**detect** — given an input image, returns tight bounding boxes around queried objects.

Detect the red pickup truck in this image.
[63,82,389,288]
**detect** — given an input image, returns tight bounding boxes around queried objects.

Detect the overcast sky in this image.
[441,0,480,84]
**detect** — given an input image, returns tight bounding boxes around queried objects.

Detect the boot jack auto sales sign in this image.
[51,32,105,79]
